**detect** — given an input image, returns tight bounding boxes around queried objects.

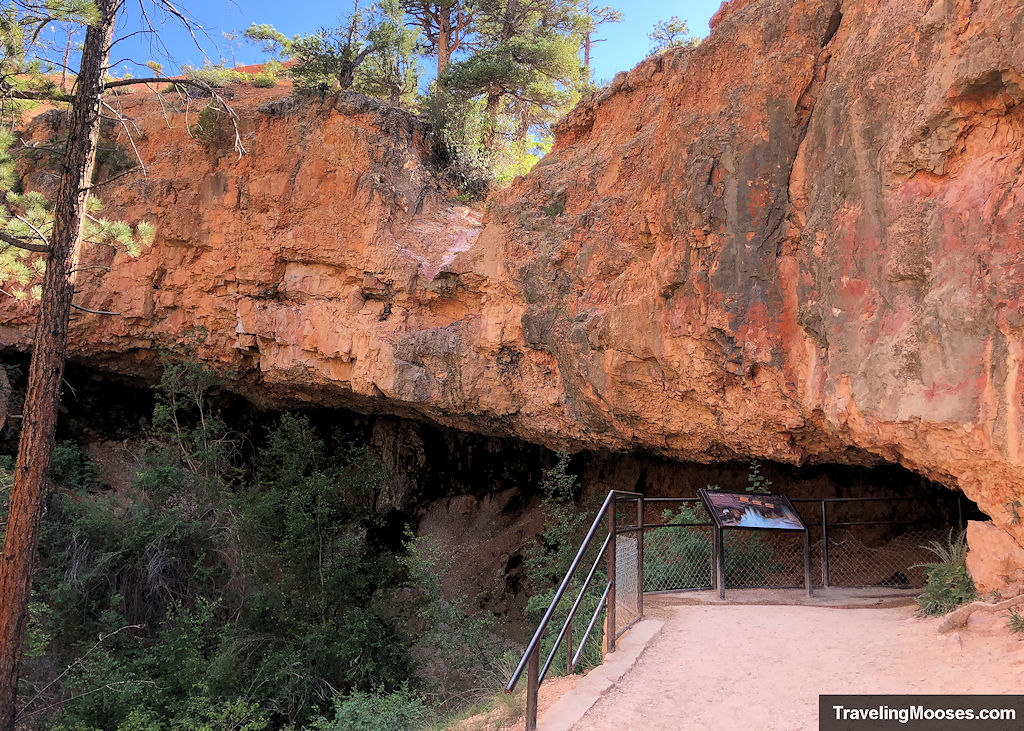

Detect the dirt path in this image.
[574,604,1024,730]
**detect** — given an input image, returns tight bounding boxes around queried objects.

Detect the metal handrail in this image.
[572,581,611,668]
[506,489,640,692]
[539,532,612,683]
[506,489,642,731]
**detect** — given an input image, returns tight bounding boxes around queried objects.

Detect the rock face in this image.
[1,0,1023,544]
[966,520,1024,593]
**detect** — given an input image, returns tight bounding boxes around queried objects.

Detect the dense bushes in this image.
[309,686,427,731]
[424,90,554,197]
[182,62,282,89]
[8,354,507,729]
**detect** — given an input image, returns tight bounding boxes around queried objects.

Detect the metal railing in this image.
[507,491,961,729]
[505,490,643,731]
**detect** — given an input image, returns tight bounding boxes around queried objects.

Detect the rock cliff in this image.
[1,0,1022,542]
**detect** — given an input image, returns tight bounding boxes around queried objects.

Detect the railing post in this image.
[803,527,813,597]
[820,500,830,589]
[715,525,725,600]
[605,498,617,653]
[636,495,644,618]
[526,644,539,731]
[710,521,718,592]
[566,619,574,675]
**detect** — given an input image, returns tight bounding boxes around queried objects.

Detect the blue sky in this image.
[102,0,725,83]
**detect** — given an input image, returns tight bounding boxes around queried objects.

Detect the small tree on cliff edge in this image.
[245,1,421,101]
[0,3,243,725]
[648,15,698,56]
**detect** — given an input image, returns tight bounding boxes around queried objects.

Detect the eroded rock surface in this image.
[1,0,1022,544]
[967,520,1024,593]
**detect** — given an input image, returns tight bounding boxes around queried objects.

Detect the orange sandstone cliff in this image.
[1,0,1023,546]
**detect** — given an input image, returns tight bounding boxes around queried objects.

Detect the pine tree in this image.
[648,15,698,56]
[245,1,421,99]
[0,3,120,722]
[442,0,582,152]
[400,0,475,77]
[355,0,422,105]
[575,1,620,85]
[0,4,242,724]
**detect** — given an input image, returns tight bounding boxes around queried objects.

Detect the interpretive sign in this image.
[698,488,812,598]
[699,490,806,531]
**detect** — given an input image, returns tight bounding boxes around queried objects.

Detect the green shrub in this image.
[424,92,498,197]
[644,504,711,590]
[745,459,772,493]
[50,439,99,490]
[250,71,277,88]
[400,532,503,698]
[190,103,232,150]
[16,352,514,728]
[542,193,565,219]
[522,452,606,675]
[309,686,427,731]
[96,141,136,176]
[182,63,247,88]
[915,529,976,616]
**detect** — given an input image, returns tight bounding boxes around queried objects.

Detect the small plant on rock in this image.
[746,460,772,493]
[914,529,976,616]
[1004,499,1022,526]
[1005,608,1024,637]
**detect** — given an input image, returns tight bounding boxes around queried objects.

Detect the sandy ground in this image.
[573,603,1024,730]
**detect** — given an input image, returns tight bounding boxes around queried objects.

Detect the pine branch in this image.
[12,215,51,248]
[82,164,143,192]
[0,231,48,254]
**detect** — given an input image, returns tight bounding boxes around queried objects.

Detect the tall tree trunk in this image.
[0,1,117,725]
[437,25,451,76]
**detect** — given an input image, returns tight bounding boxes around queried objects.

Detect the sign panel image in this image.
[699,490,805,531]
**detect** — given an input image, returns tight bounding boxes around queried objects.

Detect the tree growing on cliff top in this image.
[245,1,421,99]
[427,0,582,193]
[0,2,244,725]
[356,0,422,105]
[574,1,621,85]
[442,0,583,146]
[648,15,698,55]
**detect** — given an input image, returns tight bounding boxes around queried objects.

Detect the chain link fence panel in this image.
[643,525,714,592]
[824,525,950,587]
[615,535,640,633]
